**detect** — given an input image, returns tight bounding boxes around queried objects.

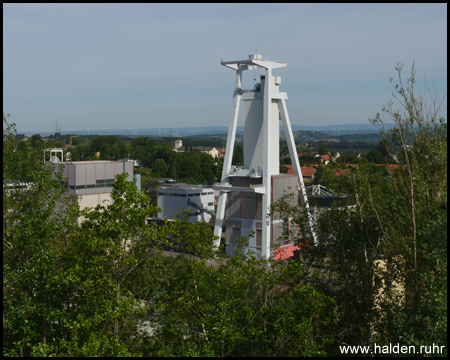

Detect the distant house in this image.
[216,147,226,157]
[282,164,294,174]
[280,165,317,184]
[298,151,334,165]
[301,166,317,184]
[376,164,406,172]
[319,154,330,165]
[280,149,290,159]
[173,140,219,158]
[298,151,319,158]
[330,152,340,161]
[334,168,350,177]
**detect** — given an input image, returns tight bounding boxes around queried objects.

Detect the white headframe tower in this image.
[213,54,316,259]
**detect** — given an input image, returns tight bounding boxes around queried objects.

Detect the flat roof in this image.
[67,160,133,164]
[159,185,212,192]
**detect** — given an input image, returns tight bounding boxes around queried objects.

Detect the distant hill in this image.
[290,123,395,135]
[31,126,239,137]
[27,123,394,137]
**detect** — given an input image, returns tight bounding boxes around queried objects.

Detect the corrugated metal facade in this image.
[53,160,134,195]
[224,174,299,256]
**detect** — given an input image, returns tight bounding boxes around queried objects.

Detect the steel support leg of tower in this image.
[213,70,242,249]
[278,98,318,244]
[261,67,272,259]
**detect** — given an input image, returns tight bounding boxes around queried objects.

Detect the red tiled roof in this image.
[301,166,317,178]
[282,164,294,174]
[376,164,406,171]
[334,169,350,177]
[282,165,318,177]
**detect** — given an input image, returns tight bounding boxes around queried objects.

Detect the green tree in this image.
[4,117,168,356]
[312,164,326,185]
[153,158,168,178]
[377,138,394,163]
[140,235,333,357]
[29,133,44,148]
[271,62,447,354]
[111,140,133,160]
[370,62,447,350]
[54,173,171,356]
[90,135,118,159]
[132,137,157,168]
[3,114,79,356]
[232,144,243,166]
[367,149,385,163]
[75,173,166,333]
[141,174,161,206]
[318,146,329,155]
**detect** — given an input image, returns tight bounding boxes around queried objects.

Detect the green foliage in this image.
[58,173,168,354]
[140,237,333,357]
[318,146,329,155]
[272,63,447,355]
[369,62,447,352]
[29,134,44,147]
[140,174,160,206]
[232,144,243,166]
[312,165,326,185]
[4,117,165,356]
[367,149,385,163]
[377,138,395,163]
[3,114,79,356]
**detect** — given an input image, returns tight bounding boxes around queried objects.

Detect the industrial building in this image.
[47,150,138,217]
[213,54,316,259]
[157,182,215,223]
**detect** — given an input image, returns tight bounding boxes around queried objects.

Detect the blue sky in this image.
[3,3,447,134]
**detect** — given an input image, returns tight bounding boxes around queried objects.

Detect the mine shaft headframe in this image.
[220,54,286,71]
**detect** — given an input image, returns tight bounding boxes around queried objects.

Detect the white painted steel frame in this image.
[278,98,317,244]
[213,69,242,248]
[214,55,317,255]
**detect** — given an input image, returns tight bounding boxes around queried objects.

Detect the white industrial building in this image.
[213,54,316,260]
[157,183,215,223]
